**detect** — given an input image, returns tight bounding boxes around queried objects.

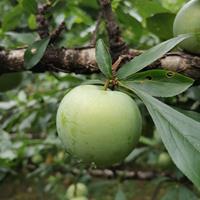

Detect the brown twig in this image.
[36,3,51,38]
[50,21,66,43]
[112,55,131,76]
[98,0,128,59]
[90,12,103,46]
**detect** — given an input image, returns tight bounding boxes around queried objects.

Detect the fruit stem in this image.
[112,55,130,76]
[104,79,110,90]
[139,136,157,147]
[74,183,77,197]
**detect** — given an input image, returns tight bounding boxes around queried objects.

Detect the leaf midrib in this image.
[149,98,200,154]
[152,107,200,185]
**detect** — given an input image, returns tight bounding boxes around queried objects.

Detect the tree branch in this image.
[99,0,128,59]
[0,47,200,80]
[90,12,102,46]
[70,168,190,184]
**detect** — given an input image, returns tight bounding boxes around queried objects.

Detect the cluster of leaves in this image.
[95,35,200,190]
[0,0,187,49]
[113,0,186,48]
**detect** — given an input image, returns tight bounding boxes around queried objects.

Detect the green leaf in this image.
[116,10,143,42]
[96,39,113,78]
[69,6,93,26]
[146,13,175,40]
[159,0,186,13]
[112,0,122,10]
[174,108,200,123]
[187,86,200,100]
[2,4,23,31]
[161,186,199,200]
[115,186,126,200]
[24,37,50,69]
[136,91,200,187]
[79,0,98,9]
[124,70,194,97]
[120,83,200,188]
[28,14,37,30]
[132,0,168,19]
[81,79,104,86]
[117,34,191,80]
[178,186,199,200]
[21,0,37,14]
[125,147,149,163]
[6,32,39,45]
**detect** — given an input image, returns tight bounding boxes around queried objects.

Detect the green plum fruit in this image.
[0,72,23,92]
[66,183,88,199]
[158,152,173,169]
[56,85,142,166]
[173,0,200,54]
[31,154,43,164]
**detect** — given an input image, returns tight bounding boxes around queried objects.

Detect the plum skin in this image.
[56,85,142,167]
[173,0,200,55]
[66,183,88,199]
[158,152,173,169]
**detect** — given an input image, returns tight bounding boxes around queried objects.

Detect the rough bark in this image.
[1,47,200,80]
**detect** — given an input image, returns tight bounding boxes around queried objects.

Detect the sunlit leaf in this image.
[21,0,37,14]
[124,70,193,97]
[117,34,191,79]
[2,5,23,31]
[132,0,168,18]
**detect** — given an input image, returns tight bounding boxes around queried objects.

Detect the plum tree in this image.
[56,85,142,166]
[173,0,200,55]
[66,183,88,199]
[0,72,23,92]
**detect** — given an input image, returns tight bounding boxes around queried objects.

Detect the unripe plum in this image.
[173,0,200,55]
[158,152,173,169]
[56,85,142,166]
[66,183,88,199]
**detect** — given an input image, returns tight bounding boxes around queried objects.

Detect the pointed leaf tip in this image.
[96,39,113,78]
